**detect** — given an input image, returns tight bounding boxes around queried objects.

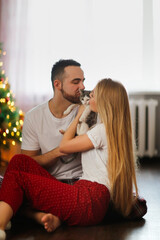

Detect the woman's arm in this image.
[59,106,94,154]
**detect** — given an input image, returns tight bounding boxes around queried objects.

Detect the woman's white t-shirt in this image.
[80,123,109,188]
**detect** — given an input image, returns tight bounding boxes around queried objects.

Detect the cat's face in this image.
[80,90,91,105]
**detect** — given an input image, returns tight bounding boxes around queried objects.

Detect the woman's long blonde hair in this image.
[95,78,138,216]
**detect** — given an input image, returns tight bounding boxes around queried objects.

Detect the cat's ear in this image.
[54,79,62,90]
[83,90,91,96]
[79,89,84,96]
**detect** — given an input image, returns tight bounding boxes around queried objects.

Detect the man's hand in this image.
[59,129,65,135]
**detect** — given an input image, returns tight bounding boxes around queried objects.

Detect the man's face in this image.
[61,66,85,104]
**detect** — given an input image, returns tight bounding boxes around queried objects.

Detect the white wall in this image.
[1,0,160,110]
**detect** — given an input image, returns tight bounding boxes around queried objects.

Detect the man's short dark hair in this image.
[51,59,81,89]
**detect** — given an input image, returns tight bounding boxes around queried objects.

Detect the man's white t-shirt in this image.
[21,101,82,180]
[80,123,109,188]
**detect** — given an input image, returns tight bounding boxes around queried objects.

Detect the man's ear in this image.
[54,79,62,90]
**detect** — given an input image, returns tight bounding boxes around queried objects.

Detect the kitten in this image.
[63,90,97,135]
[60,91,97,164]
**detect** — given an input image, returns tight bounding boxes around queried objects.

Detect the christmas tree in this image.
[0,43,24,152]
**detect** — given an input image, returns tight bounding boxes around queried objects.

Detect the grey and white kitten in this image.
[64,90,97,135]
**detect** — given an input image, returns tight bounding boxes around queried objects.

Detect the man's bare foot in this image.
[41,213,61,232]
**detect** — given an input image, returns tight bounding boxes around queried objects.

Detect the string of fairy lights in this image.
[0,44,24,149]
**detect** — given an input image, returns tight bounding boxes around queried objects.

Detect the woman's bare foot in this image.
[41,213,61,232]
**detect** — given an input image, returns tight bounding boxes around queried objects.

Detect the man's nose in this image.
[79,81,85,90]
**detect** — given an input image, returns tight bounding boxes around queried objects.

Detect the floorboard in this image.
[0,157,160,240]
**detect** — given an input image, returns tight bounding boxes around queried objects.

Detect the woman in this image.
[0,79,138,240]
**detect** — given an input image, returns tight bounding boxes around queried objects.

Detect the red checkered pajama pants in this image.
[0,154,110,226]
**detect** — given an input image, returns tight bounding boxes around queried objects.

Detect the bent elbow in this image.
[59,145,67,154]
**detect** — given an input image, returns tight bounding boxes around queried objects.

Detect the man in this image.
[21,59,85,183]
[16,59,85,224]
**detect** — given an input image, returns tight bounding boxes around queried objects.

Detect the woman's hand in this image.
[76,105,85,119]
[59,104,94,154]
[59,106,85,136]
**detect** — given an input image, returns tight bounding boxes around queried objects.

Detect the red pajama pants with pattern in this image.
[0,154,110,226]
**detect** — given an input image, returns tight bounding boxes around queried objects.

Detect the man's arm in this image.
[21,147,65,168]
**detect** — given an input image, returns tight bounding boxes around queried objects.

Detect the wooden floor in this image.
[0,157,160,240]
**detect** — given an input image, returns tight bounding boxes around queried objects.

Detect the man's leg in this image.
[0,154,78,225]
[0,201,13,230]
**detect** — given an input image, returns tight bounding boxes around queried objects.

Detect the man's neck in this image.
[49,98,71,118]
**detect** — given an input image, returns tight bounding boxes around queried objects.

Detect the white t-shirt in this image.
[80,123,109,188]
[21,101,82,179]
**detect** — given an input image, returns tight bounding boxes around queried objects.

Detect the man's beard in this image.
[61,87,81,104]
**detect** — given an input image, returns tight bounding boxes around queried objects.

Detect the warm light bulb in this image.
[3,132,6,137]
[11,132,14,136]
[0,84,5,89]
[5,77,8,83]
[12,141,16,146]
[19,120,23,125]
[13,127,17,132]
[11,106,16,112]
[6,129,9,134]
[1,98,6,103]
[16,131,20,136]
